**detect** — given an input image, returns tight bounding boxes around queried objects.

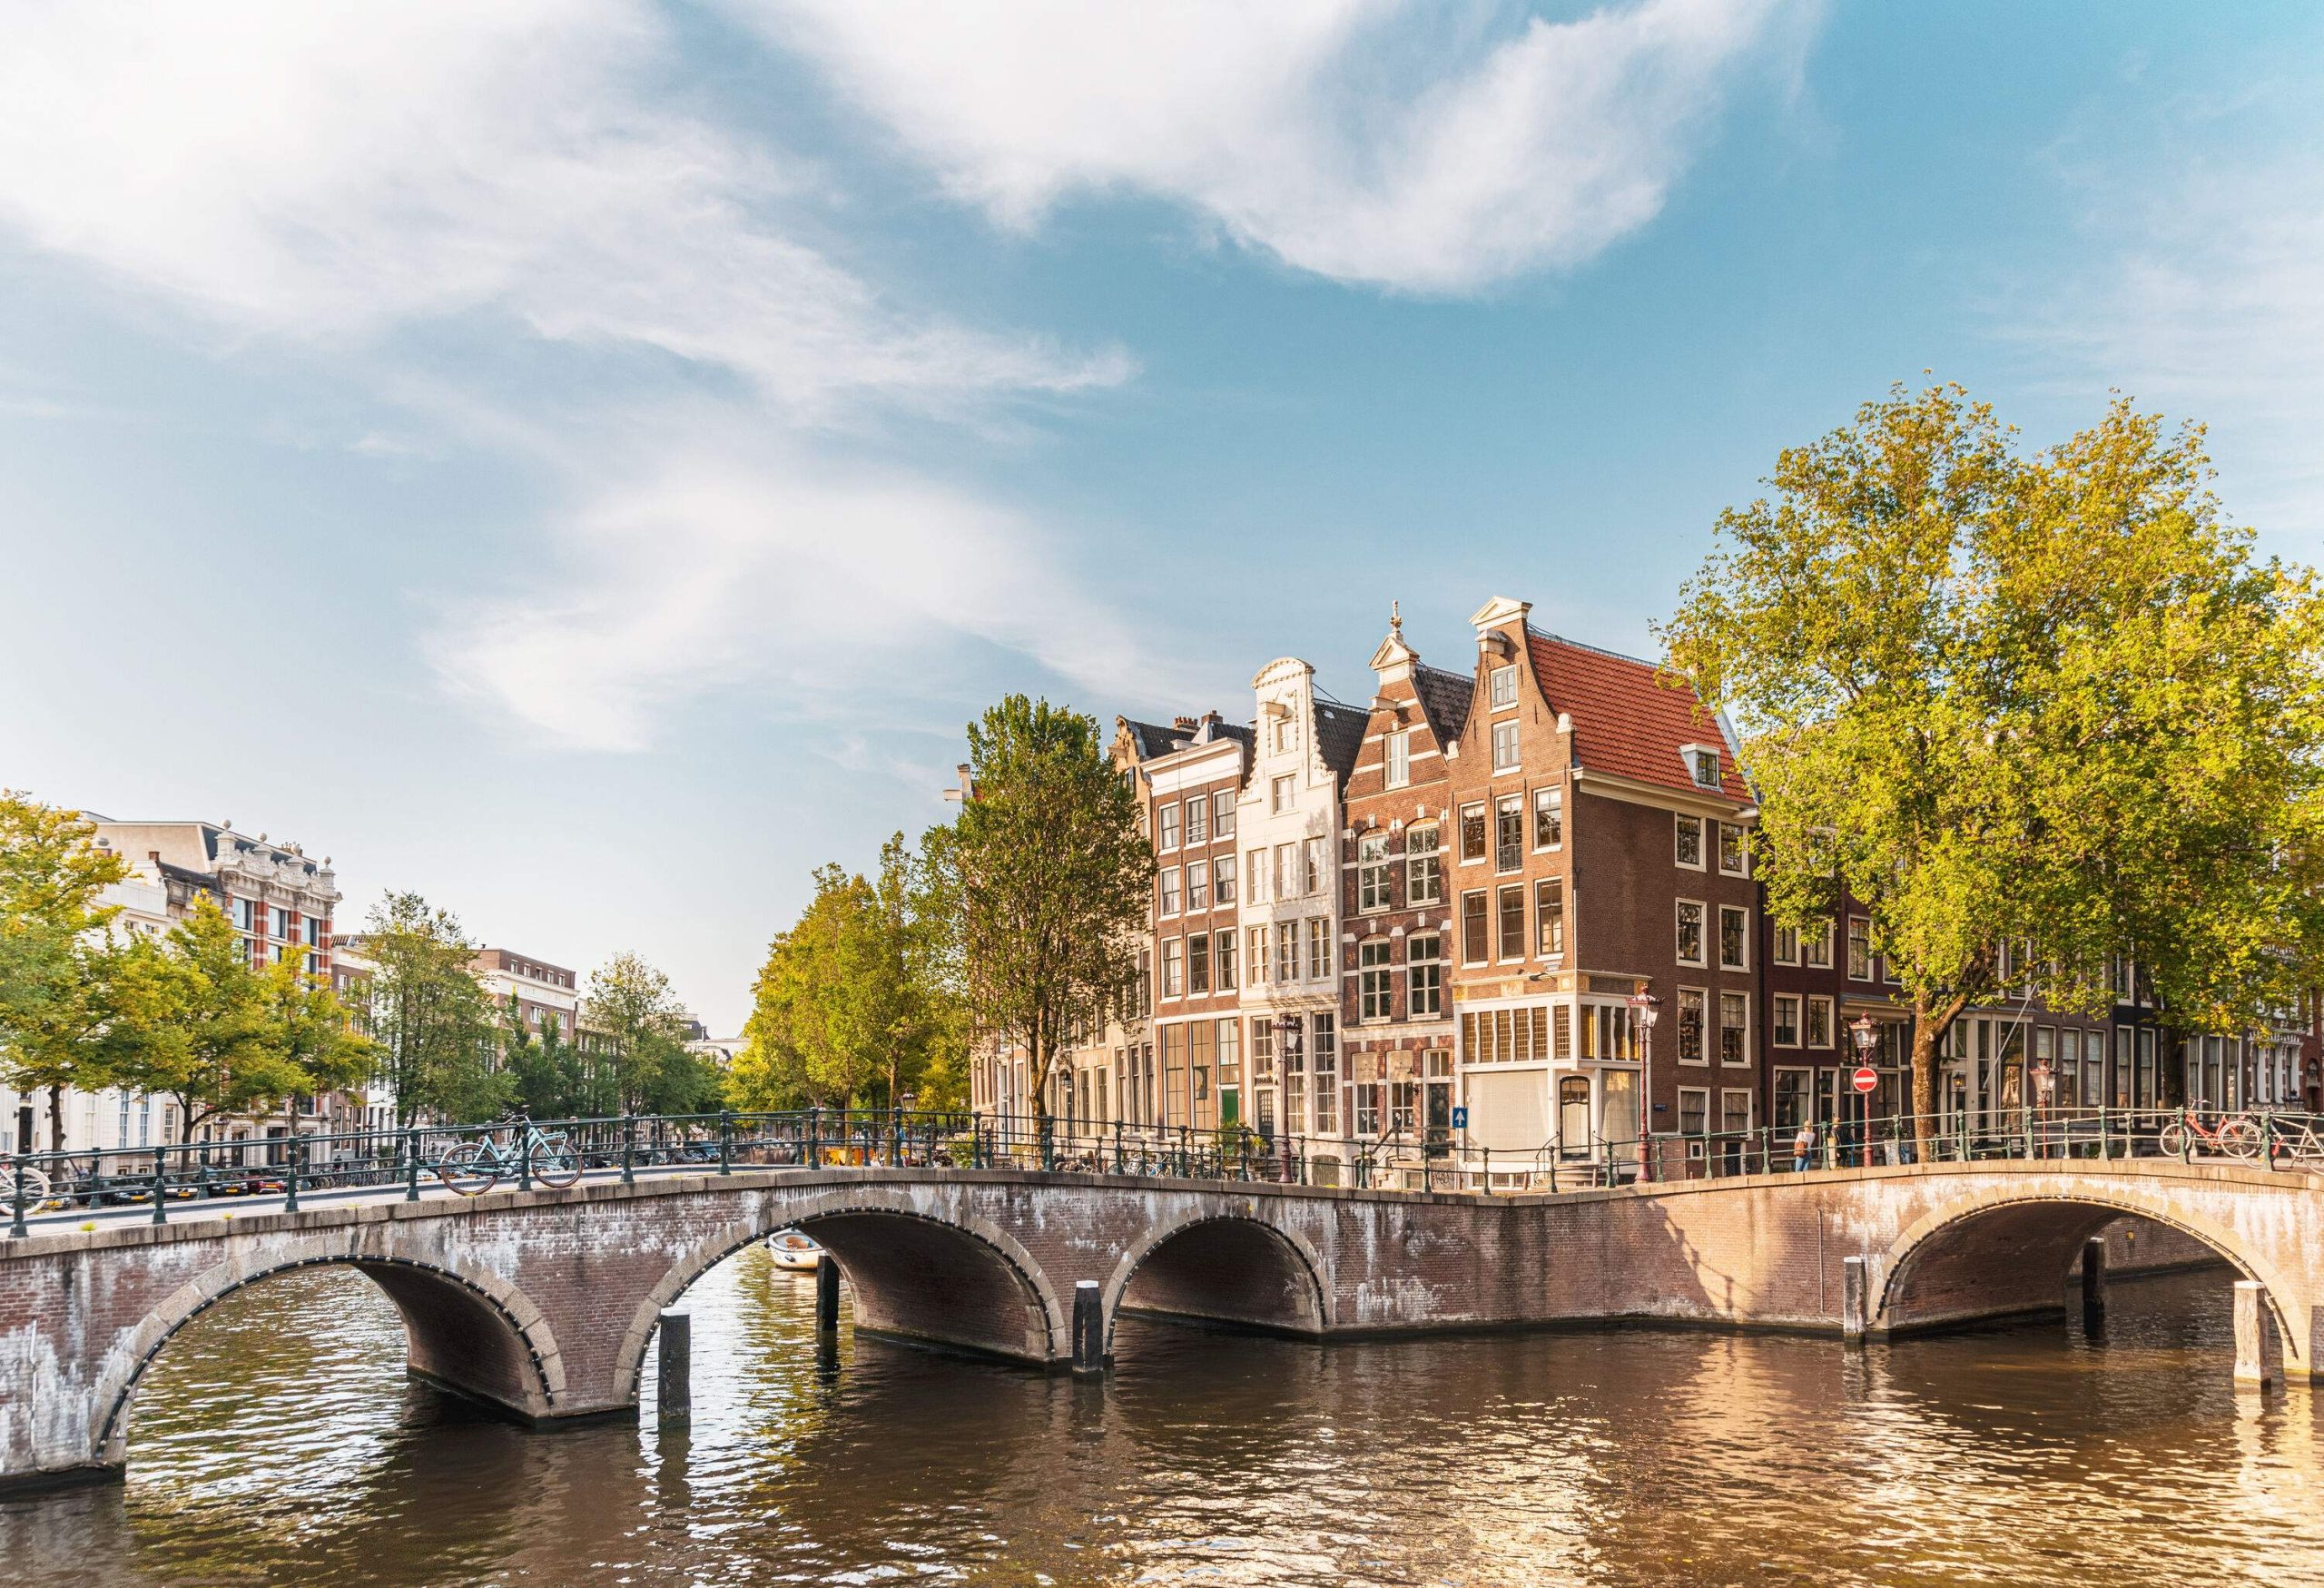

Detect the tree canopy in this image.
[1661,383,2324,1138]
[355,892,506,1129]
[926,695,1152,1114]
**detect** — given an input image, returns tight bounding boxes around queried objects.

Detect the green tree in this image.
[584,952,712,1114]
[357,893,505,1128]
[925,695,1152,1115]
[0,794,145,1148]
[731,864,880,1110]
[121,898,338,1141]
[1661,383,2324,1147]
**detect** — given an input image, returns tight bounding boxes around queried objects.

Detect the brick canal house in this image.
[1336,607,1472,1156]
[1424,597,1761,1169]
[1137,713,1253,1134]
[1238,657,1366,1160]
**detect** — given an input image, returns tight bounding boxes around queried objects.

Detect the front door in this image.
[1558,1075,1591,1157]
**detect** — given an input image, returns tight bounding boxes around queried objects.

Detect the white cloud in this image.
[2007,155,2324,540]
[0,0,1128,413]
[746,0,1804,292]
[428,447,1159,752]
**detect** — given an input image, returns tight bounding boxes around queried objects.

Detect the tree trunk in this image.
[46,1083,63,1153]
[1910,1004,1940,1156]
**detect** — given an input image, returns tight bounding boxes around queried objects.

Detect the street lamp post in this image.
[1630,992,1660,1181]
[1848,1015,1879,1169]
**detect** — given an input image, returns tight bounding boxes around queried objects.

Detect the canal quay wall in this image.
[3,1158,2320,1491]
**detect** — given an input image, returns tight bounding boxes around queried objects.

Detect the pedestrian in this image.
[1792,1118,1817,1173]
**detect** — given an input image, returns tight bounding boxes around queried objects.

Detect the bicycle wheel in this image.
[2156,1120,2189,1157]
[437,1140,500,1196]
[532,1136,581,1189]
[2217,1117,2264,1160]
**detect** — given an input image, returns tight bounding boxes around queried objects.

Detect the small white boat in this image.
[769,1228,823,1271]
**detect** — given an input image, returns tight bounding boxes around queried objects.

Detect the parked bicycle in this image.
[2157,1108,2262,1160]
[435,1115,582,1196]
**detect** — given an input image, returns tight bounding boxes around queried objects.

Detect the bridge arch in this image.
[1870,1180,2306,1373]
[93,1236,565,1467]
[1101,1211,1331,1352]
[613,1186,1068,1399]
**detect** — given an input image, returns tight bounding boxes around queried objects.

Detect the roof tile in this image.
[1526,630,1748,802]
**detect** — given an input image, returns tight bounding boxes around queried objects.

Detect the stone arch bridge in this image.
[2,1158,2319,1491]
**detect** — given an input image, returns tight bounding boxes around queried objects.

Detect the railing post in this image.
[283,1135,301,1213]
[406,1128,421,1201]
[720,1110,734,1176]
[8,1157,26,1238]
[805,1106,821,1169]
[517,1125,534,1193]
[153,1147,168,1225]
[1041,1114,1056,1173]
[1178,1124,1190,1179]
[1113,1119,1124,1176]
[1422,1151,1433,1193]
[2264,1110,2278,1171]
[622,1114,636,1185]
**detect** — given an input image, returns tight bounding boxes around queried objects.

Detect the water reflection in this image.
[2,1255,2318,1588]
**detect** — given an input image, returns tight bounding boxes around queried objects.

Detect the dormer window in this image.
[1681,743,1721,788]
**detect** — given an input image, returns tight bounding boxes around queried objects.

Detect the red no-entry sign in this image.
[1851,1066,1879,1094]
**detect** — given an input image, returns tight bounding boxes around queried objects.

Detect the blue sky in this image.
[4,2,2320,1031]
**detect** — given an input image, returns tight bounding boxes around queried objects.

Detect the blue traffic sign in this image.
[1451,1106,1469,1129]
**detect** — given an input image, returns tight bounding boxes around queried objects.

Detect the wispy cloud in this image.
[2004,138,2324,540]
[745,0,1809,292]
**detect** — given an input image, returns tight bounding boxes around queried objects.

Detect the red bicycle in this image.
[2156,1109,2261,1160]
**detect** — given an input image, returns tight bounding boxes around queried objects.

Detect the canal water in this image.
[4,1253,2320,1587]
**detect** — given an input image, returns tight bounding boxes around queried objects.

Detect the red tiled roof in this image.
[1526,631,1750,803]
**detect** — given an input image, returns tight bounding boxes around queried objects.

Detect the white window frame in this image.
[1773,992,1801,1048]
[1676,898,1707,968]
[1773,924,1798,966]
[1533,786,1562,850]
[1489,665,1518,711]
[1674,814,1705,871]
[1158,866,1181,916]
[1806,994,1834,1050]
[1717,822,1748,877]
[1718,904,1749,972]
[1492,719,1521,772]
[1718,991,1751,1066]
[1405,823,1442,906]
[1384,729,1410,789]
[1677,987,1709,1066]
[1157,803,1180,851]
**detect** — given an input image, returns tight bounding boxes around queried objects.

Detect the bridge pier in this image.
[2235,1282,2281,1387]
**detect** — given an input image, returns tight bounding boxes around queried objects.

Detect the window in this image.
[1534,877,1564,957]
[1215,791,1237,839]
[1248,926,1269,986]
[1405,823,1442,905]
[1273,714,1298,754]
[1674,814,1704,869]
[1305,916,1330,981]
[1359,941,1393,1021]
[235,897,258,932]
[1497,884,1526,961]
[1719,993,1748,1065]
[1774,925,1798,966]
[1492,719,1521,771]
[1186,796,1208,846]
[1533,786,1562,849]
[1461,891,1490,965]
[1302,836,1325,895]
[272,907,295,939]
[1216,929,1238,991]
[1722,1090,1754,1136]
[1276,923,1300,983]
[1271,774,1295,814]
[1157,803,1180,850]
[1250,1018,1275,1080]
[1806,995,1833,1049]
[1161,939,1184,998]
[1803,922,1833,970]
[1312,1015,1338,1135]
[1719,905,1748,971]
[1459,803,1487,863]
[1679,1088,1709,1137]
[1217,1017,1241,1075]
[1718,824,1747,876]
[1188,932,1211,995]
[1847,917,1872,981]
[1187,860,1209,911]
[1357,833,1392,912]
[1275,843,1295,899]
[1137,949,1152,1013]
[1408,934,1442,1017]
[1247,848,1268,903]
[1692,748,1720,788]
[1489,664,1519,710]
[1494,794,1523,872]
[1773,994,1800,1047]
[1384,729,1410,788]
[1677,988,1707,1064]
[1159,868,1181,915]
[1676,900,1705,966]
[1215,853,1238,904]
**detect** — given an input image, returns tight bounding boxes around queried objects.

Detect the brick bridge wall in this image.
[2,1159,2317,1491]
